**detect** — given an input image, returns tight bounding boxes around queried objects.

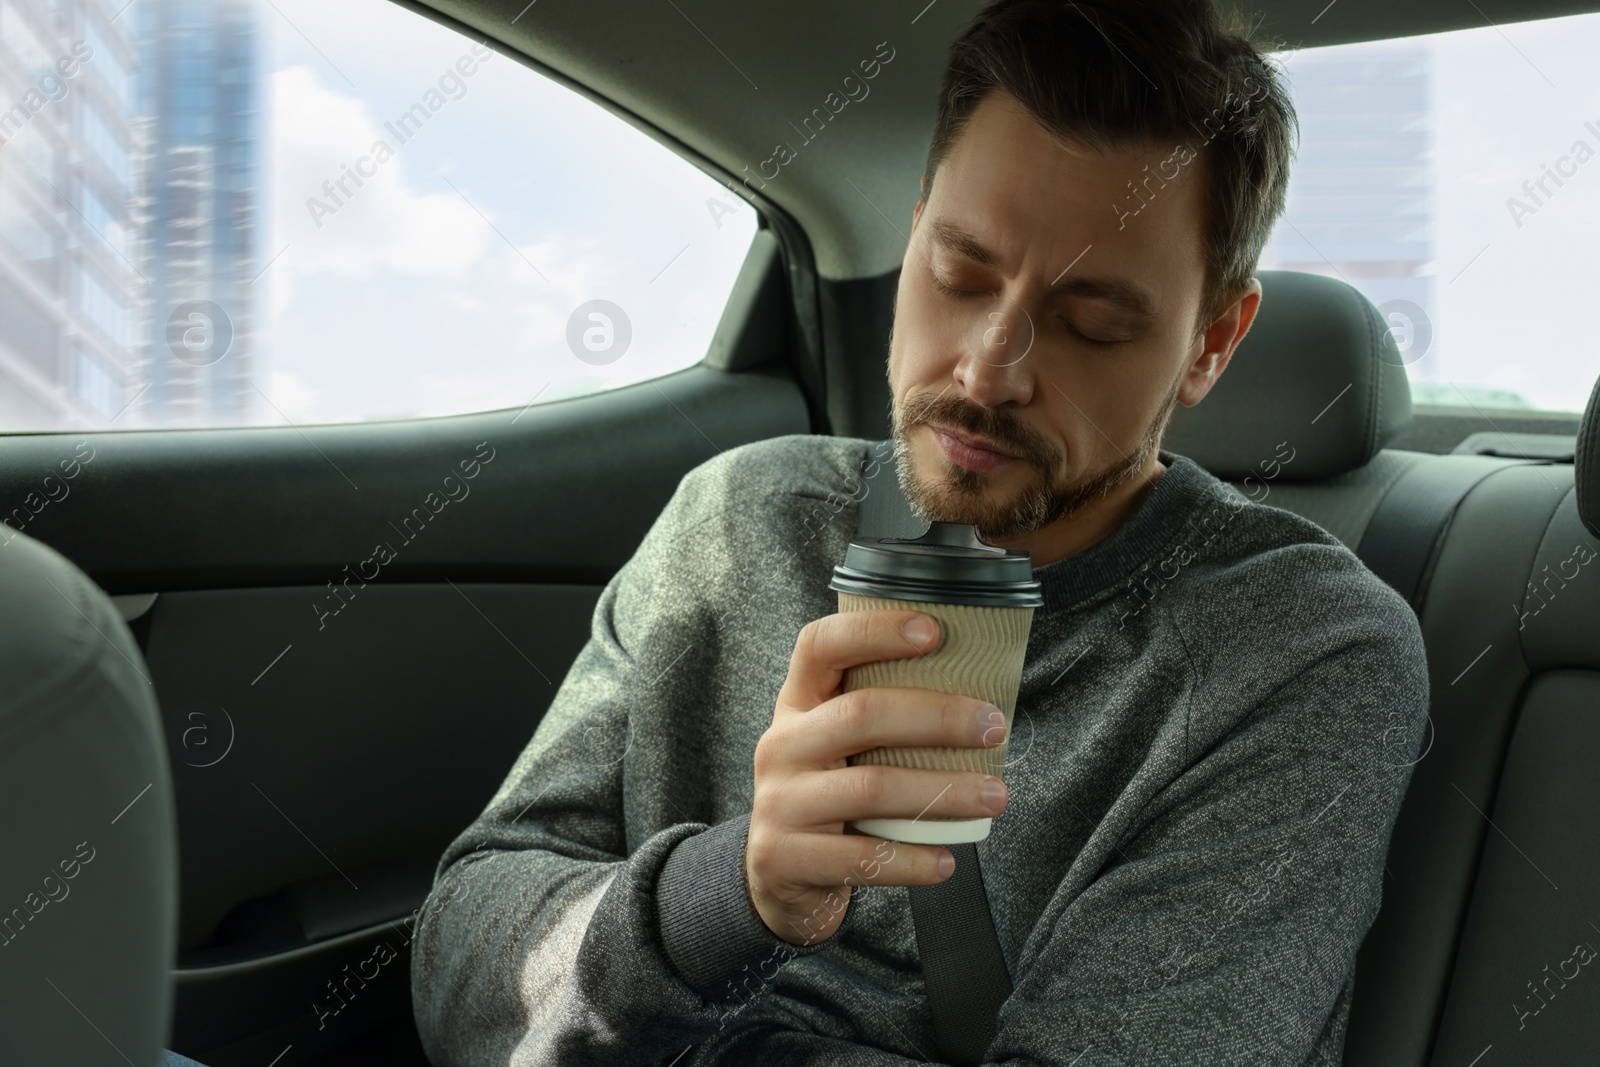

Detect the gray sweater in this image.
[409,433,1430,1066]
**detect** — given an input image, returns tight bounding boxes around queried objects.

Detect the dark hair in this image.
[924,0,1298,326]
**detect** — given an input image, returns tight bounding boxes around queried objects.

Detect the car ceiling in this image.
[409,0,1600,281]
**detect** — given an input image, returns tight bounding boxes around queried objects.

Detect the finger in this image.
[779,610,944,710]
[777,685,1006,767]
[780,764,1006,828]
[755,830,955,925]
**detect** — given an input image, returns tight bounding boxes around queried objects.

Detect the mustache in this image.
[902,393,1052,464]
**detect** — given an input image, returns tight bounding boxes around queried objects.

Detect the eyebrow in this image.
[924,217,1155,320]
[926,217,1001,269]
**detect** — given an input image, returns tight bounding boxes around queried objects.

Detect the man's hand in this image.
[745,609,1010,946]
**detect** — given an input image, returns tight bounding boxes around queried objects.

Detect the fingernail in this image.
[981,778,1008,813]
[976,703,1006,745]
[937,852,955,878]
[903,616,937,646]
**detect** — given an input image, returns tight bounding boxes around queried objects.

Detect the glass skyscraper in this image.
[128,0,260,428]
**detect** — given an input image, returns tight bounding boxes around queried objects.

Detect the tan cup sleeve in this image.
[836,592,1033,818]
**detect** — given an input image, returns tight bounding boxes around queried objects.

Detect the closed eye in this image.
[932,277,983,299]
[1059,318,1123,347]
[935,269,1127,346]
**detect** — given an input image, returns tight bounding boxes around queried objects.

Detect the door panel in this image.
[152,581,602,1064]
[146,582,603,958]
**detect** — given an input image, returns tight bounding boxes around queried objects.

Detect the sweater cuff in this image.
[655,812,858,1000]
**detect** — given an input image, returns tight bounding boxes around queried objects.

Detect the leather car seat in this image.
[1402,372,1600,1066]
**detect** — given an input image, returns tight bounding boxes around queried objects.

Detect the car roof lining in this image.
[416,0,1600,280]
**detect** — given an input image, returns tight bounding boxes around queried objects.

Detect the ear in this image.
[1180,278,1262,407]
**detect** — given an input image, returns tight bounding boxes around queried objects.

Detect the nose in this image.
[953,301,1035,408]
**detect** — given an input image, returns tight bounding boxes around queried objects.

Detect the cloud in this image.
[499,228,662,374]
[506,231,612,346]
[269,65,487,311]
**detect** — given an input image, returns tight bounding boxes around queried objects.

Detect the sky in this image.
[255,0,757,426]
[1427,12,1600,414]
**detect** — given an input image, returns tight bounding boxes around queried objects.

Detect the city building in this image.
[127,0,260,428]
[0,0,141,429]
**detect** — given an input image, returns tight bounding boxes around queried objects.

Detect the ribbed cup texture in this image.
[837,592,1033,819]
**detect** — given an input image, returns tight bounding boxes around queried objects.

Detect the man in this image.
[411,1,1431,1063]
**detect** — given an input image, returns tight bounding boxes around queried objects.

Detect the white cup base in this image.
[851,816,992,845]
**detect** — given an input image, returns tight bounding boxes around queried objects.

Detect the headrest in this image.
[1578,372,1600,540]
[1162,270,1413,481]
[0,530,175,1064]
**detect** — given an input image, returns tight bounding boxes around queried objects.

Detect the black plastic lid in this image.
[828,521,1043,608]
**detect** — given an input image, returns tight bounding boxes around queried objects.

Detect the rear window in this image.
[1261,12,1600,414]
[0,0,758,432]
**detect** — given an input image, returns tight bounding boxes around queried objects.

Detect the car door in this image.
[0,1,817,1062]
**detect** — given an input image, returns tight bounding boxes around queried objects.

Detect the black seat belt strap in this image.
[856,438,925,539]
[854,440,1012,1067]
[907,845,1013,1067]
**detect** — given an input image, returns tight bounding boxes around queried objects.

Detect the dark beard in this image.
[888,374,1180,542]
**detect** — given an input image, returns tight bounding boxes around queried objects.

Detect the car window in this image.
[0,0,758,432]
[1263,13,1600,415]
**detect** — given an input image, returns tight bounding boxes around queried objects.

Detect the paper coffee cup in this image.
[828,521,1041,844]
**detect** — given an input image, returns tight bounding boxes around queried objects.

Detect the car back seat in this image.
[1352,377,1599,1067]
[1163,270,1597,1065]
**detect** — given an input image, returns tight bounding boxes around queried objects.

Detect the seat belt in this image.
[855,440,1013,1067]
[1355,455,1545,612]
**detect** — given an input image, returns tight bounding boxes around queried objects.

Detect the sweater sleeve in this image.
[408,467,857,1067]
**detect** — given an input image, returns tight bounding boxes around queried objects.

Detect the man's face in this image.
[887,90,1247,543]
